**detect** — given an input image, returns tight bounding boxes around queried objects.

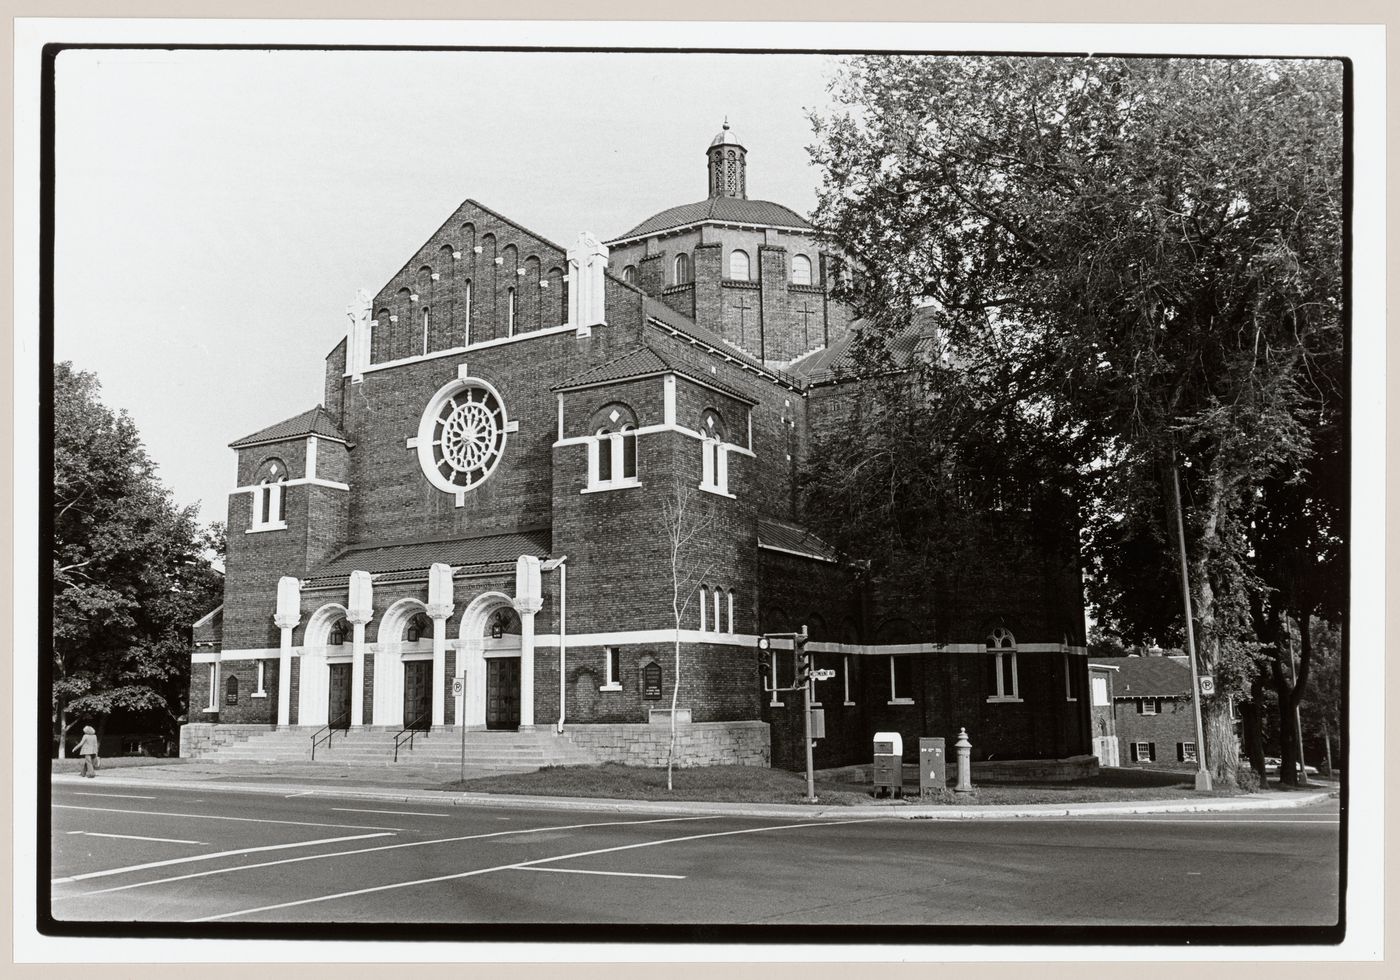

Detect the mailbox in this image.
[873,731,904,798]
[919,737,947,794]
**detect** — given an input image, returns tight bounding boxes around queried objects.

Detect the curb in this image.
[50,771,1337,821]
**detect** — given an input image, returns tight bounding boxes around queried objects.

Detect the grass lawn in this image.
[50,756,191,774]
[436,763,1337,806]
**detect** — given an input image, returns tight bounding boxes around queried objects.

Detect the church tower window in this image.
[250,459,287,532]
[623,265,638,285]
[463,279,473,346]
[986,626,1021,702]
[507,287,517,337]
[698,410,730,496]
[585,405,640,492]
[729,249,750,281]
[674,253,691,285]
[792,254,812,285]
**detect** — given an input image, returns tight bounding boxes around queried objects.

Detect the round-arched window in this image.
[674,253,691,285]
[729,249,750,281]
[792,254,812,285]
[623,265,638,285]
[415,378,509,495]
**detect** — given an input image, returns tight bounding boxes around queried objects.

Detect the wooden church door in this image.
[485,658,521,730]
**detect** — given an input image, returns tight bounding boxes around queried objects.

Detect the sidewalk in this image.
[50,760,1337,821]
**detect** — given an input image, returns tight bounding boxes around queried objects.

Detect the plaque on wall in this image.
[642,662,662,700]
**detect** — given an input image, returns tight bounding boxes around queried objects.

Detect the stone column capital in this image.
[513,598,544,617]
[346,609,373,626]
[273,613,300,631]
[427,603,454,621]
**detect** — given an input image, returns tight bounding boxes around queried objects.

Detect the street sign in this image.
[1199,676,1215,695]
[813,669,835,680]
[452,677,464,698]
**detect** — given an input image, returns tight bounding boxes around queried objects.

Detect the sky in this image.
[53,48,842,521]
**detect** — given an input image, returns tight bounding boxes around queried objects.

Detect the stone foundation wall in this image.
[179,722,276,758]
[563,720,769,768]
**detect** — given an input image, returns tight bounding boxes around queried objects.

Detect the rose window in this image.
[416,379,509,496]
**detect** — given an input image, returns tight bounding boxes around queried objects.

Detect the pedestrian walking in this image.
[75,726,100,778]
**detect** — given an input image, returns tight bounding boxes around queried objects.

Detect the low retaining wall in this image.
[179,723,273,758]
[563,720,770,768]
[972,754,1100,782]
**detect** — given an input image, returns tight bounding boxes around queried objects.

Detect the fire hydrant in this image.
[954,727,973,794]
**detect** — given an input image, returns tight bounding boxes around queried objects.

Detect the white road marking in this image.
[52,833,393,884]
[1035,817,1340,826]
[285,791,315,798]
[66,831,204,845]
[195,818,877,921]
[71,793,158,800]
[63,815,721,899]
[516,867,685,880]
[331,808,450,818]
[53,804,400,832]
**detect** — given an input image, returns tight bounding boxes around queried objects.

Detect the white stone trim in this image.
[244,521,288,535]
[554,422,754,456]
[607,219,813,249]
[580,479,642,495]
[230,477,350,495]
[663,374,676,425]
[349,324,578,379]
[306,436,318,481]
[757,542,837,564]
[195,636,1089,661]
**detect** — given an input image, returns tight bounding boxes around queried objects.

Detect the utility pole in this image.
[1170,452,1213,793]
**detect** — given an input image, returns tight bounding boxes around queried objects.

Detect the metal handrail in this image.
[310,711,350,760]
[393,711,431,762]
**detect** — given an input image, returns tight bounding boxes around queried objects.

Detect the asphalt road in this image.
[49,783,1341,928]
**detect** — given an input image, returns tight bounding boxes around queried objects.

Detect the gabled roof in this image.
[609,197,813,244]
[1088,656,1192,698]
[757,517,839,563]
[304,528,551,588]
[553,341,757,405]
[229,406,346,449]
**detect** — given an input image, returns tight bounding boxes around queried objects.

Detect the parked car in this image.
[1263,756,1319,777]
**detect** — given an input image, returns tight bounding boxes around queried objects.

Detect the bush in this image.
[1235,767,1262,793]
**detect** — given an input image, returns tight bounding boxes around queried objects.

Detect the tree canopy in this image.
[809,56,1344,779]
[52,362,223,754]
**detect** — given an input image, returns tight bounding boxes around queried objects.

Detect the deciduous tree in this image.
[810,56,1343,780]
[52,362,223,755]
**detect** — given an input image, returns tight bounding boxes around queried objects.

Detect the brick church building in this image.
[183,123,1091,771]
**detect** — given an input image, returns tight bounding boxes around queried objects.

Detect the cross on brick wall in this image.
[731,294,755,349]
[797,300,819,350]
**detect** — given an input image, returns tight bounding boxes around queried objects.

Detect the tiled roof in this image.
[229,406,346,449]
[787,307,941,386]
[554,341,758,406]
[610,197,813,243]
[552,346,673,390]
[757,517,839,563]
[1088,656,1192,698]
[305,528,551,586]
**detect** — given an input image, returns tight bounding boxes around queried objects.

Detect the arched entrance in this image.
[302,604,352,728]
[376,599,433,730]
[457,592,522,730]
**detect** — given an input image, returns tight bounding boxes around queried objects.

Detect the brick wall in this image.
[1113,696,1198,763]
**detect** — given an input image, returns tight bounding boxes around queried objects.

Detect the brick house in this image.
[1088,655,1199,766]
[183,124,1091,770]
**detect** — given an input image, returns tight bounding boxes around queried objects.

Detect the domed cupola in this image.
[706,119,747,200]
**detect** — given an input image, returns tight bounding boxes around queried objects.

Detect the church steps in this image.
[186,726,599,770]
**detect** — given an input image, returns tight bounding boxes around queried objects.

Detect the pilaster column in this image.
[273,613,298,726]
[273,576,301,727]
[428,602,453,726]
[513,597,543,729]
[347,570,374,727]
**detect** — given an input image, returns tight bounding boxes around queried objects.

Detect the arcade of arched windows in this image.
[366,222,569,366]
